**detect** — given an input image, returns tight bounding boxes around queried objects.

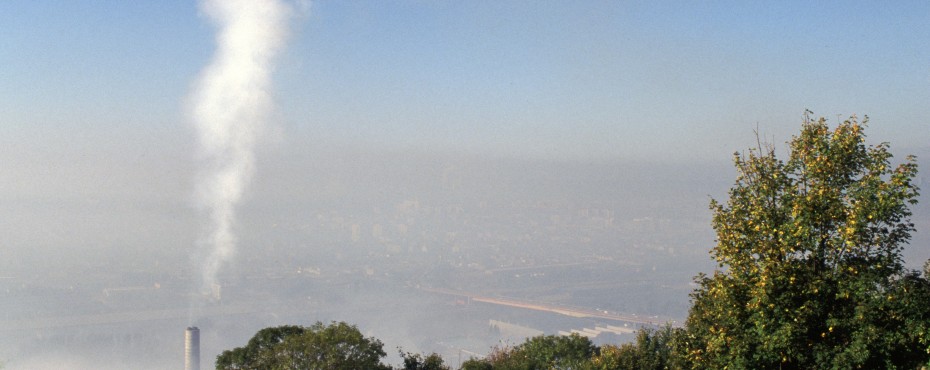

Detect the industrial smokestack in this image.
[185,327,200,370]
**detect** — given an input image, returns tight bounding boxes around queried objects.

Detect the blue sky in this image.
[2,1,928,162]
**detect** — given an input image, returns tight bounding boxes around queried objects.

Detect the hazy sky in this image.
[2,1,928,164]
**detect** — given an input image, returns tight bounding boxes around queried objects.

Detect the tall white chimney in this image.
[185,327,200,370]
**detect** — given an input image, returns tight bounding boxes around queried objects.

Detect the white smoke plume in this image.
[190,0,293,294]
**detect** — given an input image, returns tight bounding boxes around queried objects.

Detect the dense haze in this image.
[2,1,930,369]
[2,132,928,368]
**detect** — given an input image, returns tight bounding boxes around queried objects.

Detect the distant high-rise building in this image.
[351,224,361,242]
[211,283,222,301]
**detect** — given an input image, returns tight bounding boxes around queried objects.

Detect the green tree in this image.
[216,325,306,370]
[588,325,681,370]
[462,333,597,370]
[216,322,390,370]
[678,113,928,369]
[460,359,494,370]
[399,351,451,370]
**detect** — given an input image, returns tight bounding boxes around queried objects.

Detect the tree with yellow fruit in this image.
[678,112,929,369]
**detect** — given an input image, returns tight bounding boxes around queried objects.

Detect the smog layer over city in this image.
[2,2,929,369]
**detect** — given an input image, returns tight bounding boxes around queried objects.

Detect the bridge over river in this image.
[419,287,679,327]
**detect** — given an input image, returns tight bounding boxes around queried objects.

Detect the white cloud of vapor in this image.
[190,0,294,294]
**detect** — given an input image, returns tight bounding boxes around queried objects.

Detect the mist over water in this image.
[0,144,926,368]
[189,0,294,300]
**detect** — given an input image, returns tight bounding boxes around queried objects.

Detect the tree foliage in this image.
[588,324,682,370]
[399,351,451,370]
[215,321,390,370]
[679,113,928,369]
[461,333,597,370]
[215,325,306,370]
